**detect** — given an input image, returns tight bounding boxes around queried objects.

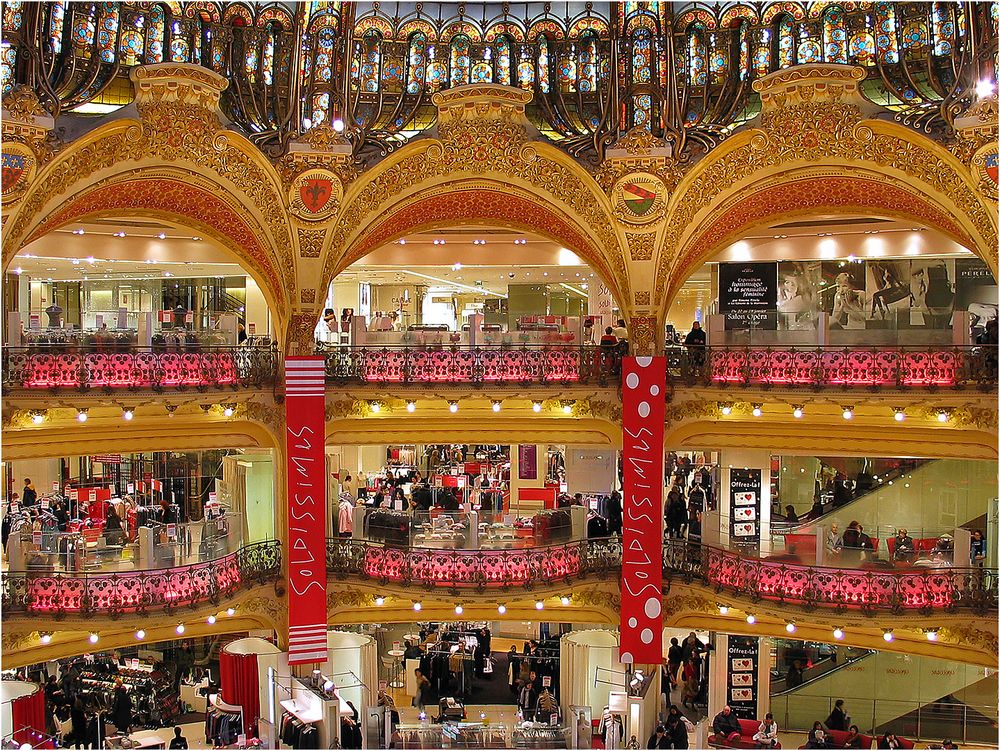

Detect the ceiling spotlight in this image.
[532,401,543,413]
[792,406,804,419]
[785,622,796,633]
[454,604,464,615]
[369,401,381,413]
[40,633,52,644]
[176,624,186,635]
[560,596,571,606]
[226,607,236,616]
[497,604,507,614]
[135,630,145,640]
[720,403,732,416]
[413,601,422,611]
[842,406,854,420]
[31,410,46,425]
[976,79,996,98]
[751,404,763,418]
[452,263,462,271]
[192,236,202,241]
[561,401,574,414]
[73,228,85,235]
[406,401,416,413]
[375,596,385,606]
[893,408,906,422]
[448,401,458,413]
[718,604,729,615]
[535,600,545,610]
[157,233,166,240]
[491,400,502,412]
[882,629,894,642]
[122,408,134,421]
[745,614,756,625]
[332,118,345,132]
[398,239,406,245]
[89,633,99,644]
[323,679,335,691]
[13,266,21,275]
[86,256,96,264]
[222,405,235,417]
[207,615,217,625]
[833,627,844,640]
[936,410,950,423]
[76,409,89,422]
[926,629,938,641]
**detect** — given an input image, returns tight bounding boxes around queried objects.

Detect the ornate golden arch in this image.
[1,65,296,334]
[319,86,630,311]
[655,65,999,314]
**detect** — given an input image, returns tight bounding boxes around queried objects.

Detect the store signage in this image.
[729,468,762,545]
[88,489,97,503]
[719,263,777,330]
[127,483,135,494]
[32,531,41,546]
[166,523,176,540]
[29,314,40,329]
[248,323,256,335]
[620,356,665,664]
[517,445,538,480]
[285,356,328,665]
[727,636,759,720]
[51,482,59,491]
[40,499,49,510]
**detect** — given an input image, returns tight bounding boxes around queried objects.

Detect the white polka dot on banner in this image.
[649,385,660,397]
[621,651,634,664]
[644,597,661,618]
[636,356,652,368]
[628,617,638,628]
[640,628,654,644]
[638,402,650,418]
[625,373,639,389]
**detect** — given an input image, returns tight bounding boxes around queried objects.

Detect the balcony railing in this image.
[328,537,998,615]
[1,345,279,392]
[667,345,998,391]
[320,345,616,386]
[1,540,280,618]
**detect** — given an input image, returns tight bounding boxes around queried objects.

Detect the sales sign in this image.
[620,356,665,664]
[285,357,328,665]
[727,636,759,720]
[729,468,762,545]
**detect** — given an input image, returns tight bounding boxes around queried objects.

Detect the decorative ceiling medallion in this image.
[1,142,36,200]
[288,168,342,220]
[972,143,998,201]
[612,172,666,224]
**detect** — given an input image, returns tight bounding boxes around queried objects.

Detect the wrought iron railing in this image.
[666,345,998,391]
[327,537,998,615]
[320,345,618,386]
[1,345,279,392]
[1,540,280,618]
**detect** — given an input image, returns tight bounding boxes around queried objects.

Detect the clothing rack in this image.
[206,695,243,747]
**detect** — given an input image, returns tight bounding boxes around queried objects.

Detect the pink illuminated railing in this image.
[667,345,998,390]
[1,541,280,617]
[2,346,278,391]
[321,345,616,386]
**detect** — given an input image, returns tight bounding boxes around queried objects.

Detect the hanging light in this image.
[491,400,502,412]
[448,401,458,413]
[842,406,854,420]
[135,630,146,640]
[413,601,422,611]
[406,401,416,413]
[532,401,543,413]
[751,404,763,418]
[832,627,844,640]
[76,409,89,422]
[792,405,804,419]
[497,604,507,615]
[745,614,756,625]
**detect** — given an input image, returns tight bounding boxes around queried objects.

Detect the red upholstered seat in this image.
[798,729,875,749]
[708,718,782,749]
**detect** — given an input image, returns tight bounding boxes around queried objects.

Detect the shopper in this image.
[971,529,987,565]
[809,497,825,518]
[168,726,189,749]
[843,726,865,749]
[753,713,779,748]
[646,725,670,749]
[806,721,830,748]
[784,505,799,523]
[606,491,623,536]
[878,733,904,749]
[893,528,915,562]
[711,706,742,744]
[683,322,706,367]
[666,490,687,539]
[110,681,132,735]
[613,319,630,358]
[825,699,849,731]
[104,506,125,546]
[666,638,682,687]
[412,669,430,711]
[826,524,843,558]
[785,658,804,689]
[22,479,37,507]
[341,473,355,497]
[666,708,693,750]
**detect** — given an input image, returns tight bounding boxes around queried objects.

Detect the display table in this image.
[387,649,406,689]
[180,680,208,713]
[120,729,169,749]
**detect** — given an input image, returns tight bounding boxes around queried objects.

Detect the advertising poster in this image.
[776,261,823,331]
[954,258,997,339]
[727,636,759,720]
[908,258,955,328]
[865,260,912,323]
[822,262,868,330]
[729,468,762,545]
[620,356,665,664]
[719,263,778,330]
[517,445,538,481]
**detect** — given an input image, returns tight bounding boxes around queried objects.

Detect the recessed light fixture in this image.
[720,403,732,416]
[833,627,844,640]
[406,401,416,413]
[375,596,385,606]
[77,409,89,422]
[718,604,729,615]
[936,410,950,423]
[785,622,796,633]
[413,601,422,611]
[491,400,502,412]
[745,614,756,624]
[207,615,217,624]
[842,406,854,420]
[122,408,134,421]
[751,404,763,417]
[893,408,906,422]
[497,604,507,614]
[535,600,544,610]
[882,629,894,642]
[448,401,458,413]
[532,401,543,413]
[454,604,464,615]
[176,624,186,635]
[157,233,166,240]
[792,405,804,419]
[135,630,145,640]
[89,633,99,644]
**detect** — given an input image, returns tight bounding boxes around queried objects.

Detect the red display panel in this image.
[285,357,328,664]
[620,356,665,664]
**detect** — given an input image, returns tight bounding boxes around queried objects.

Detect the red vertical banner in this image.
[285,357,328,664]
[620,356,665,665]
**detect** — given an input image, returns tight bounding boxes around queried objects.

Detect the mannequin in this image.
[601,707,623,750]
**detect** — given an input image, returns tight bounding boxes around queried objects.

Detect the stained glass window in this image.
[145,4,164,63]
[633,93,651,129]
[0,43,15,96]
[558,46,576,92]
[383,42,404,87]
[120,13,144,65]
[427,46,446,91]
[632,28,652,84]
[450,34,470,87]
[822,7,848,63]
[777,15,795,68]
[753,27,771,76]
[407,32,427,93]
[48,2,66,55]
[686,25,707,85]
[874,2,899,63]
[262,26,276,85]
[900,19,928,51]
[578,34,597,91]
[314,25,335,82]
[739,21,750,81]
[360,31,381,91]
[517,48,534,90]
[537,35,550,93]
[72,5,97,58]
[472,58,492,84]
[932,2,954,54]
[848,31,875,63]
[3,1,23,32]
[495,35,512,86]
[709,33,728,82]
[96,2,119,63]
[244,34,259,81]
[312,91,329,125]
[798,35,821,64]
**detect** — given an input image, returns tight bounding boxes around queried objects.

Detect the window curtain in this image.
[220,651,260,737]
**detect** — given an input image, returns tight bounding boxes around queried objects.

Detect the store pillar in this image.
[717,450,772,555]
[509,444,548,512]
[708,634,769,722]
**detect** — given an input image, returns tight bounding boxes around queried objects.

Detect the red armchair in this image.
[709,718,782,749]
